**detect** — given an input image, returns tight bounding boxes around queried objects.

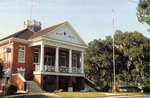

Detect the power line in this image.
[128,0,138,4]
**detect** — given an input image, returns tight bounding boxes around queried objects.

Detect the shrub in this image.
[100,85,111,92]
[3,83,17,95]
[142,85,150,93]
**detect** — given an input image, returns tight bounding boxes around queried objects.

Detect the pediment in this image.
[44,22,87,46]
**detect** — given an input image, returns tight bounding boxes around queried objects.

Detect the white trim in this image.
[11,37,28,43]
[55,47,59,72]
[43,37,87,48]
[18,45,26,63]
[33,71,85,77]
[17,90,28,93]
[40,44,44,71]
[69,49,72,73]
[17,67,25,78]
[44,22,66,37]
[33,48,40,64]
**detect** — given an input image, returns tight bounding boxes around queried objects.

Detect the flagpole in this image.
[112,9,116,93]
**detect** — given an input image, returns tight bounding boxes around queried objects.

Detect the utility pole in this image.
[112,9,116,93]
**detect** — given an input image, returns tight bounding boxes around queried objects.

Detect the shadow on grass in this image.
[8,95,48,98]
[3,94,51,98]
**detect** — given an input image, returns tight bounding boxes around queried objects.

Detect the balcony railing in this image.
[35,65,81,73]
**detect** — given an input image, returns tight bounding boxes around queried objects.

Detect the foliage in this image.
[3,83,17,95]
[142,85,150,93]
[85,31,150,90]
[137,0,150,26]
[0,61,4,79]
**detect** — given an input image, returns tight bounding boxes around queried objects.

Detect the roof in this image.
[29,21,66,39]
[0,28,35,41]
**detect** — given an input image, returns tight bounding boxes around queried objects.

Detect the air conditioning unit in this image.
[4,48,11,53]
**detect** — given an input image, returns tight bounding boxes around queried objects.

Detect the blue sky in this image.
[0,0,149,43]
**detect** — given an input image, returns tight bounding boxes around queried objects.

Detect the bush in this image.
[3,83,17,95]
[142,85,150,93]
[99,85,111,92]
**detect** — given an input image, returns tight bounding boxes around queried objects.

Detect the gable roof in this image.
[0,28,35,41]
[29,21,66,39]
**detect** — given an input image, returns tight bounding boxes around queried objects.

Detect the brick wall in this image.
[34,74,44,90]
[11,74,26,91]
[11,42,35,80]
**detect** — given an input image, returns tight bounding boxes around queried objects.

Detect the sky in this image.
[0,0,149,43]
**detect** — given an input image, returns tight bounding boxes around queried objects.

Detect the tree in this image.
[137,0,150,26]
[0,61,4,79]
[85,31,149,89]
[114,30,150,86]
[85,36,125,88]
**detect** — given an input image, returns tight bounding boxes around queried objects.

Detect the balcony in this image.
[35,65,81,74]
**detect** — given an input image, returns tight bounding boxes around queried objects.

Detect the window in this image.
[18,46,25,63]
[61,53,66,66]
[45,56,53,65]
[34,48,40,64]
[3,48,7,63]
[72,54,77,67]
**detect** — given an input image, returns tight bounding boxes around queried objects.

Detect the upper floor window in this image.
[3,48,7,63]
[61,52,66,66]
[72,54,77,67]
[18,46,25,63]
[34,48,40,64]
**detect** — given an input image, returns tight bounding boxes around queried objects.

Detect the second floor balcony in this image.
[35,65,81,74]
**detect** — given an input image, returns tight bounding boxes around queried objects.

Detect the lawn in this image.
[54,92,106,98]
[1,92,149,98]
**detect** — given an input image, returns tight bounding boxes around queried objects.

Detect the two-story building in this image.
[0,20,87,92]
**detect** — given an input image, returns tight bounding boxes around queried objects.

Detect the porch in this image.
[32,44,84,74]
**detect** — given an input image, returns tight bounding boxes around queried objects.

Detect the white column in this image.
[55,47,59,72]
[40,44,44,71]
[69,49,72,73]
[81,51,84,74]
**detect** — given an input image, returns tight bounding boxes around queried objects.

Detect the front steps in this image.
[26,81,45,92]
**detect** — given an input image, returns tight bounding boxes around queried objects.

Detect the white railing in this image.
[59,66,69,73]
[35,65,81,73]
[72,67,81,73]
[44,65,55,72]
[35,65,40,71]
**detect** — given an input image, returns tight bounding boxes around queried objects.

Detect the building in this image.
[0,20,87,92]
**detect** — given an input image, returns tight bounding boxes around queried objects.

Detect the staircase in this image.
[84,78,100,91]
[26,81,45,92]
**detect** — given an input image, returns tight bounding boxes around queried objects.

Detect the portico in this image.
[28,21,87,91]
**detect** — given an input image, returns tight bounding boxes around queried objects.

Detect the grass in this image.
[54,92,106,98]
[1,92,149,98]
[54,92,149,98]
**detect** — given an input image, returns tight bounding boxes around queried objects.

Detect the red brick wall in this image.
[11,74,26,91]
[11,42,34,80]
[34,74,44,90]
